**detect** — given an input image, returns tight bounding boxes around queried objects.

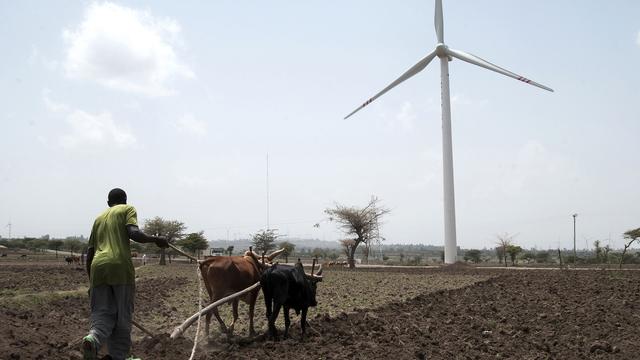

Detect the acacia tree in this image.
[277,241,295,263]
[495,233,517,267]
[143,217,186,265]
[176,231,209,259]
[620,228,640,269]
[326,196,390,269]
[252,229,278,254]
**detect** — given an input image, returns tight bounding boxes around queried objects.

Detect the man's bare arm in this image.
[126,225,169,248]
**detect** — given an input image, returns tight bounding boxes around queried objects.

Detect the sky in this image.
[1,1,639,250]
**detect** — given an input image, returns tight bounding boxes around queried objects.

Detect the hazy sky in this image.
[1,1,639,250]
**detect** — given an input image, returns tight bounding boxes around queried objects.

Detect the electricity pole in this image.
[266,153,270,231]
[572,213,578,265]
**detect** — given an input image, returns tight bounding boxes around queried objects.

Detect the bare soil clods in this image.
[1,263,639,359]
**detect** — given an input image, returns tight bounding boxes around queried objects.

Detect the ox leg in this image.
[300,307,308,340]
[248,291,258,336]
[268,302,282,340]
[227,299,239,337]
[283,305,291,339]
[212,307,229,335]
[205,311,211,338]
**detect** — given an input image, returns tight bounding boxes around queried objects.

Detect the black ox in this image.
[260,259,323,339]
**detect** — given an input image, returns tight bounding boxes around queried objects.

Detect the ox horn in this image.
[267,248,285,262]
[261,251,266,265]
[310,258,316,276]
[315,264,323,276]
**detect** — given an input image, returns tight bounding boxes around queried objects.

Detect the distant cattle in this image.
[64,256,79,265]
[131,252,138,258]
[198,248,284,337]
[261,259,323,339]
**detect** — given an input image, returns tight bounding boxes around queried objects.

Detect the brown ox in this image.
[199,248,284,337]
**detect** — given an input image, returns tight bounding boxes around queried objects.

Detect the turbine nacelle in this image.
[435,43,448,58]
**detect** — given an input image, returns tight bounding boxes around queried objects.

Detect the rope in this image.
[188,261,204,360]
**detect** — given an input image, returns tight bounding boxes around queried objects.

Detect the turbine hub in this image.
[435,43,448,58]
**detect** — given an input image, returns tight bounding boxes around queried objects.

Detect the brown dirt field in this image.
[1,262,639,359]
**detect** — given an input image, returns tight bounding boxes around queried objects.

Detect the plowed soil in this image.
[1,262,639,360]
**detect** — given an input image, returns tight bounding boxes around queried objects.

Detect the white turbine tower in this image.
[345,0,553,264]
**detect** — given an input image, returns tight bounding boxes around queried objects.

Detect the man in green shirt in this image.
[82,188,168,360]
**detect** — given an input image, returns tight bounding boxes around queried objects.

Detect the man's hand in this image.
[155,236,169,248]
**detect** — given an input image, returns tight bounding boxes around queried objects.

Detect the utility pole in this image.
[572,213,578,265]
[5,222,11,240]
[266,153,270,231]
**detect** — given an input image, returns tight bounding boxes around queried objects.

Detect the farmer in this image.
[141,253,146,266]
[82,188,168,360]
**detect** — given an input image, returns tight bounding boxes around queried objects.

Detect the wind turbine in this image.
[345,0,553,264]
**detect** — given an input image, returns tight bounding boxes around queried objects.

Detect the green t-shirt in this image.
[88,204,138,287]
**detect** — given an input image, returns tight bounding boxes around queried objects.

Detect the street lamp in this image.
[572,213,578,265]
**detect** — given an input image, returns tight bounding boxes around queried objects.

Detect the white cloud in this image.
[174,113,207,137]
[63,2,193,96]
[43,92,136,149]
[395,101,416,131]
[177,174,226,189]
[451,93,488,107]
[29,46,58,70]
[470,140,572,200]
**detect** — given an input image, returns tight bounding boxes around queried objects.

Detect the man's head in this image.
[107,188,127,207]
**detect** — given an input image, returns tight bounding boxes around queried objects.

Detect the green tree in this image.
[325,196,390,268]
[64,238,83,255]
[603,245,611,264]
[521,251,536,263]
[593,240,602,263]
[535,251,551,263]
[277,241,295,263]
[496,233,516,266]
[464,249,482,264]
[33,238,49,254]
[620,228,640,269]
[251,229,278,254]
[49,239,64,258]
[130,241,143,253]
[143,217,186,265]
[506,245,523,265]
[312,247,325,259]
[176,231,209,259]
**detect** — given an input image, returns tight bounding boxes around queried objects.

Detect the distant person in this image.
[82,188,168,360]
[80,250,86,265]
[142,253,146,266]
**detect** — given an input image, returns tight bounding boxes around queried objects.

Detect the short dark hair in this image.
[108,188,127,205]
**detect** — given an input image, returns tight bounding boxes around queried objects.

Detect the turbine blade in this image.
[344,50,437,119]
[446,47,553,92]
[434,0,444,43]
